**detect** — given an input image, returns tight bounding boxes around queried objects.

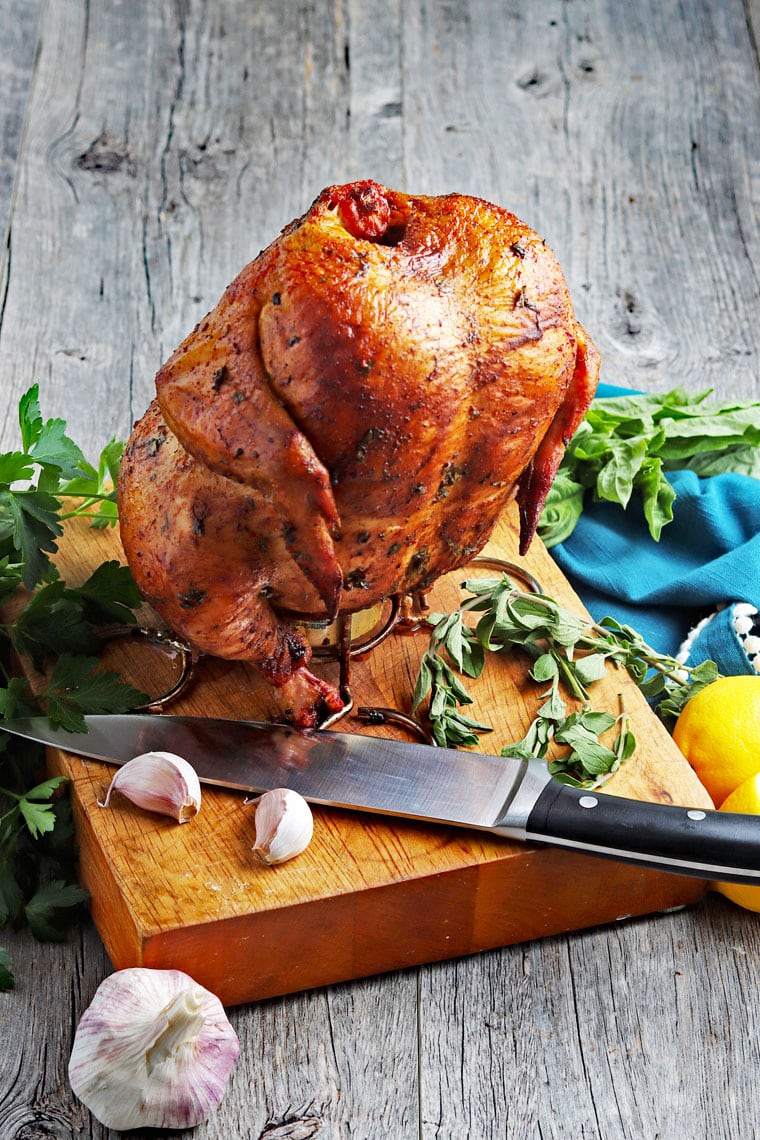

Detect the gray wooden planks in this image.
[0,0,40,243]
[401,0,760,399]
[1,1,760,1138]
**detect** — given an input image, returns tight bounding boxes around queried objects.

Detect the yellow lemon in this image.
[672,675,760,807]
[713,772,760,911]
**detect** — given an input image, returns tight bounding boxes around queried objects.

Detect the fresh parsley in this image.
[538,387,760,547]
[0,946,13,989]
[0,383,125,590]
[10,562,143,669]
[0,386,147,988]
[412,573,720,787]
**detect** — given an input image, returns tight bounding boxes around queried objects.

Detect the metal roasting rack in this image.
[105,558,542,741]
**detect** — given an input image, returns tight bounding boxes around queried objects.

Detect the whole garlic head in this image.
[253,787,314,865]
[98,751,202,822]
[68,967,239,1131]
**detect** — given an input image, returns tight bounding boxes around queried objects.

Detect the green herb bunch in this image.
[0,386,147,988]
[412,573,720,786]
[538,387,760,547]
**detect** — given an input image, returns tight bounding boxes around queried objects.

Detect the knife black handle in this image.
[524,781,760,884]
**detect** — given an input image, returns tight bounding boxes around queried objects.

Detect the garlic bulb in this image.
[68,967,239,1131]
[98,751,201,822]
[253,787,314,864]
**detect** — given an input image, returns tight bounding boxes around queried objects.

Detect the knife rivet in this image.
[687,809,707,821]
[578,795,598,809]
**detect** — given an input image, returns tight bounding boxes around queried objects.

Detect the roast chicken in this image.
[118,181,599,724]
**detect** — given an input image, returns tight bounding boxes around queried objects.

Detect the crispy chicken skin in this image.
[118,181,599,724]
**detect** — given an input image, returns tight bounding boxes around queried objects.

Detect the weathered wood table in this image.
[1,1,759,1137]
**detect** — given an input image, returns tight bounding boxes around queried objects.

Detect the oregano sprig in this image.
[412,572,720,787]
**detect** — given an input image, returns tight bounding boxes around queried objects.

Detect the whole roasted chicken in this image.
[118,181,599,724]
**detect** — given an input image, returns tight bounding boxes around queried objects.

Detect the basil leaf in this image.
[538,387,760,545]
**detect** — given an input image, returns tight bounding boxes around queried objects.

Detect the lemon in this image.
[713,772,760,911]
[672,675,760,807]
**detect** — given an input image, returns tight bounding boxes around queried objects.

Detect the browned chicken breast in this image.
[118,181,599,724]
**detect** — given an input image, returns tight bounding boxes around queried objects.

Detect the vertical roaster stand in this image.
[114,557,544,741]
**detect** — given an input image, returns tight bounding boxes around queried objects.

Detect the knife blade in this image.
[2,713,757,884]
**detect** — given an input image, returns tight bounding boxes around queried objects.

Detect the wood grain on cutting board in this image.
[39,505,710,1005]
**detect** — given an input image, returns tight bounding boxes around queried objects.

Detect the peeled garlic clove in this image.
[68,967,239,1131]
[253,787,314,864]
[98,751,201,822]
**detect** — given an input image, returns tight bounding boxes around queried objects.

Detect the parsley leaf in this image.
[59,438,125,528]
[18,383,90,481]
[3,489,63,589]
[24,879,90,942]
[18,777,68,840]
[72,560,143,625]
[29,417,89,481]
[0,678,35,721]
[0,946,14,990]
[12,582,101,665]
[0,451,35,486]
[0,864,26,927]
[0,557,24,604]
[18,385,43,452]
[10,562,143,668]
[41,655,148,733]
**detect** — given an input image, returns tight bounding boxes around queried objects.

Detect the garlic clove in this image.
[98,751,201,823]
[252,787,314,865]
[68,966,239,1131]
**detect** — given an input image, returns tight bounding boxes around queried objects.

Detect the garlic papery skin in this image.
[253,787,314,865]
[68,967,239,1131]
[98,751,202,822]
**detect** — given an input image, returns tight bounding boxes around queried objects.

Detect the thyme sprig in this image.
[412,573,720,786]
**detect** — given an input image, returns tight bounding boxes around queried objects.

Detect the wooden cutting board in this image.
[33,506,710,1006]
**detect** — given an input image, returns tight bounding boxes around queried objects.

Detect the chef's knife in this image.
[2,713,757,884]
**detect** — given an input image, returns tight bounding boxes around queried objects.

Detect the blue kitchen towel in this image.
[549,384,760,673]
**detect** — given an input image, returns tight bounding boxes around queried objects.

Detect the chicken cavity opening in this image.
[329,180,407,245]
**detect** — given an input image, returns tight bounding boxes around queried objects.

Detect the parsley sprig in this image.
[1,384,123,595]
[0,386,147,988]
[412,573,720,785]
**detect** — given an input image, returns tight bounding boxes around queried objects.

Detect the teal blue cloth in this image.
[550,384,760,671]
